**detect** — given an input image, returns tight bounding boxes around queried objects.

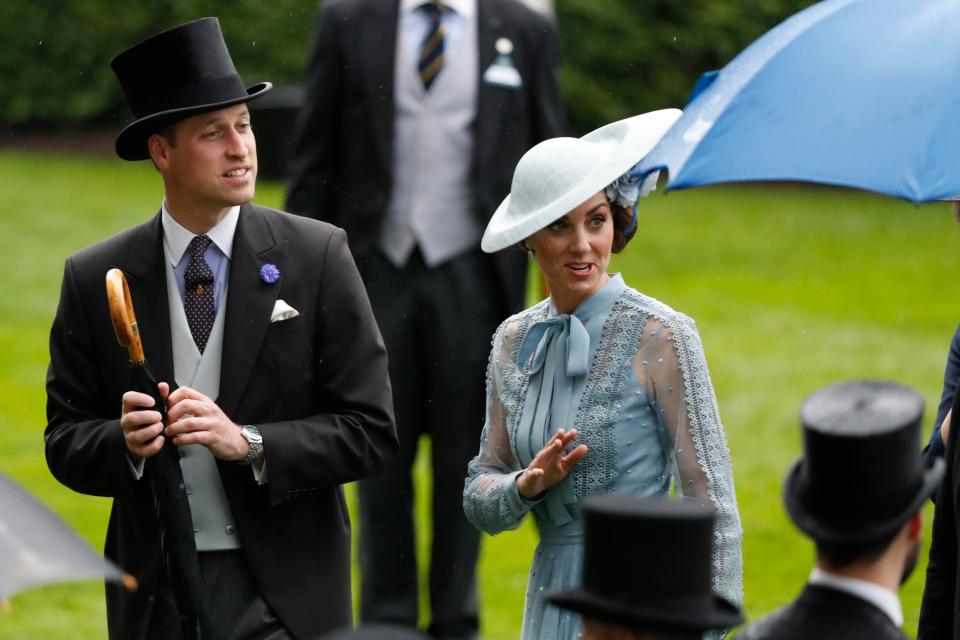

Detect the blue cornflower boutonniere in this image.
[259,263,280,285]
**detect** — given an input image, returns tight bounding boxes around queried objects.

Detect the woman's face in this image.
[527,190,614,314]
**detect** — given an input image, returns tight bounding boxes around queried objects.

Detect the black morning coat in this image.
[45,203,398,639]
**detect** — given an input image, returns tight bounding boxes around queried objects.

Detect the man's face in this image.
[153,103,257,215]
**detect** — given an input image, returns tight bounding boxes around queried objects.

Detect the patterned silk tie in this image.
[418,1,446,90]
[184,235,216,353]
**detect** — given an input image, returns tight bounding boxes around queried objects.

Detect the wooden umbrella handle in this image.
[105,268,145,364]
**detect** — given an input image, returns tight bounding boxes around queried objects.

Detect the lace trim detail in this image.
[568,291,647,512]
[622,289,743,605]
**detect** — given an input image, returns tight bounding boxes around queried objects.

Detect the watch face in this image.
[243,426,263,444]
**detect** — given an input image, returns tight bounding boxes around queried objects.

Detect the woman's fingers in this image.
[562,443,589,467]
[520,430,588,498]
[531,437,563,465]
[516,468,545,499]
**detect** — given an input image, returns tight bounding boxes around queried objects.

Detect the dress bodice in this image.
[463,275,743,638]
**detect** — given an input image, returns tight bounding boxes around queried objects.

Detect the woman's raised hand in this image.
[516,428,589,499]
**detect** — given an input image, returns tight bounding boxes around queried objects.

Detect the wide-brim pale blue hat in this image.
[481,108,682,253]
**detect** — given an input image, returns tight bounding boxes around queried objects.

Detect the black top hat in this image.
[318,624,430,640]
[546,495,743,633]
[111,17,272,161]
[784,380,944,545]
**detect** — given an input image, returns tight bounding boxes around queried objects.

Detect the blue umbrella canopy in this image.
[638,0,960,203]
[0,472,134,601]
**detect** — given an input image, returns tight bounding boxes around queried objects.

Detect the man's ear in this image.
[148,133,170,170]
[906,509,923,542]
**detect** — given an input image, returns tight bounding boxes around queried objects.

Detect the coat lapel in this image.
[361,0,399,177]
[122,213,175,386]
[218,205,285,417]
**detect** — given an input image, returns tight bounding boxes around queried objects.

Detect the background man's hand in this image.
[165,386,249,461]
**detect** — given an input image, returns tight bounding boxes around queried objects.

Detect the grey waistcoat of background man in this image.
[379,4,482,268]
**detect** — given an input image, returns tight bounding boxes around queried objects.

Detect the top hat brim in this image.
[115,82,272,161]
[545,588,744,632]
[783,455,944,545]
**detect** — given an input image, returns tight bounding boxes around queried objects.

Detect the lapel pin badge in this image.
[259,263,280,285]
[485,37,522,89]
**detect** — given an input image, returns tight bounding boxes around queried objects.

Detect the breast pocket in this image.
[263,313,313,376]
[266,314,304,336]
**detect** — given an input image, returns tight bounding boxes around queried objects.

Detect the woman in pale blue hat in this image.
[463,110,742,639]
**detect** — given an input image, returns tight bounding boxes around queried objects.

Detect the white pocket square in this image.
[270,299,300,322]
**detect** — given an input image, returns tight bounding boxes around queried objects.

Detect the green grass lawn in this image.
[0,150,956,638]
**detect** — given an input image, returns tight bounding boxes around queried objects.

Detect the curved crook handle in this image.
[105,268,145,364]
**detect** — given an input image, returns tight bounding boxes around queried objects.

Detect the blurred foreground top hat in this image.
[784,380,943,545]
[318,624,430,640]
[546,494,743,633]
[111,17,272,161]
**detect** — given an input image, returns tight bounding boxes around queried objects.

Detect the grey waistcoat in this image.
[164,259,240,550]
[379,9,482,268]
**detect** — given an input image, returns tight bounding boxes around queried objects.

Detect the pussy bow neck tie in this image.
[516,314,590,378]
[514,313,590,527]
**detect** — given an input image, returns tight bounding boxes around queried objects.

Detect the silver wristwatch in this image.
[239,425,263,466]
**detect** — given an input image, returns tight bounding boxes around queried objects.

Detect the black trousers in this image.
[145,550,291,640]
[357,248,504,640]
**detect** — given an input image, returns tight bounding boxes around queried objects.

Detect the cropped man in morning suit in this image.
[737,381,942,640]
[286,1,563,637]
[44,18,396,640]
[920,340,960,637]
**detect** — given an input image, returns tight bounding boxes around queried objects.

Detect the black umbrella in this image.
[0,471,136,602]
[106,268,211,639]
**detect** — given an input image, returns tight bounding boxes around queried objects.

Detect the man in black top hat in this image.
[737,380,943,640]
[545,494,743,640]
[44,17,396,640]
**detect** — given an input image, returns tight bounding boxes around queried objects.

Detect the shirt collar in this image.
[809,568,903,627]
[161,202,240,265]
[401,0,474,19]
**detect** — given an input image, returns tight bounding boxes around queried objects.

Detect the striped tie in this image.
[418,1,446,90]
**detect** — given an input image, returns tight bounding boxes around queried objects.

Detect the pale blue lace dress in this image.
[463,274,742,639]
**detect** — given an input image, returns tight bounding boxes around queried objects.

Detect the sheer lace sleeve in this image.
[464,319,537,535]
[634,314,743,613]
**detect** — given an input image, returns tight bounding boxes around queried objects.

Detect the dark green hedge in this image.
[1,1,315,129]
[1,1,816,133]
[556,0,817,135]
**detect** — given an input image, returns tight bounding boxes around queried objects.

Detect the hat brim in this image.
[545,589,744,632]
[481,109,681,253]
[783,455,944,545]
[115,82,273,161]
